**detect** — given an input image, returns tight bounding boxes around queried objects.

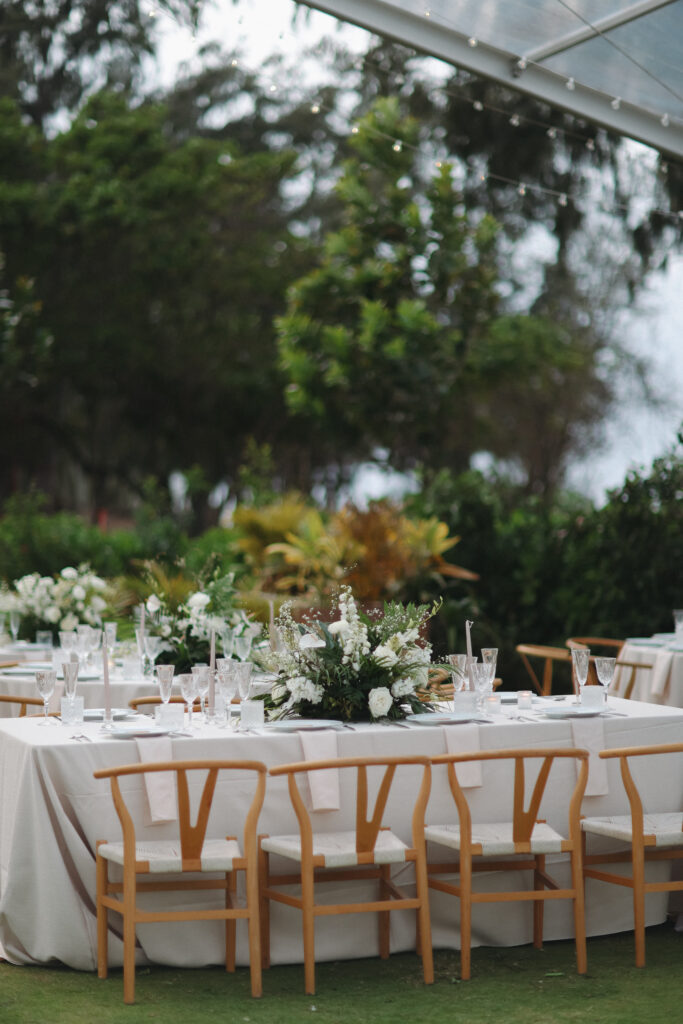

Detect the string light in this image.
[392,140,403,152]
[547,127,557,139]
[509,114,520,127]
[518,184,527,196]
[661,114,670,127]
[611,97,622,111]
[311,104,320,114]
[473,100,483,112]
[558,193,568,206]
[467,37,478,48]
[566,77,576,91]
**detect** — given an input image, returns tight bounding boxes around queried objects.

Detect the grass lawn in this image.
[1,922,680,1024]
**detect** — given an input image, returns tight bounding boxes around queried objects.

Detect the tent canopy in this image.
[301,0,683,159]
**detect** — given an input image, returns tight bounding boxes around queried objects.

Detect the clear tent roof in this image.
[300,0,683,159]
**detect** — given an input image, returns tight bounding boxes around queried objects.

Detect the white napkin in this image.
[135,736,177,824]
[570,719,608,797]
[651,650,674,700]
[299,730,340,812]
[443,724,482,788]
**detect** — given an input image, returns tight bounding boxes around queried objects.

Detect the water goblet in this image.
[103,622,118,648]
[177,673,198,730]
[471,662,492,709]
[446,654,468,711]
[9,611,21,643]
[76,624,93,665]
[59,631,77,654]
[144,635,164,672]
[35,669,57,725]
[192,665,211,722]
[36,630,54,649]
[481,647,498,682]
[594,656,616,705]
[219,627,235,660]
[570,647,590,704]
[217,661,238,728]
[156,664,175,706]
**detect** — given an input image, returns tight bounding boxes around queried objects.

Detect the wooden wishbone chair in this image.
[0,694,45,716]
[128,694,199,714]
[258,755,434,995]
[515,644,574,696]
[582,742,683,967]
[94,758,267,1004]
[426,747,589,980]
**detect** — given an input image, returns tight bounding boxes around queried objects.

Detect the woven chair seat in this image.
[261,828,409,868]
[425,820,567,856]
[99,837,242,873]
[582,812,683,848]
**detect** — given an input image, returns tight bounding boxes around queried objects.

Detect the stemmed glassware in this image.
[216,659,238,728]
[471,662,492,709]
[481,648,498,686]
[177,673,198,730]
[234,663,254,729]
[233,631,253,663]
[61,659,79,704]
[447,654,468,710]
[35,669,57,725]
[191,665,211,723]
[571,647,590,704]
[220,627,235,660]
[156,664,175,707]
[144,635,164,674]
[9,611,21,643]
[594,656,616,705]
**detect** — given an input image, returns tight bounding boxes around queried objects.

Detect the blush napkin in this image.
[443,724,483,788]
[299,729,341,812]
[135,735,177,824]
[570,718,608,797]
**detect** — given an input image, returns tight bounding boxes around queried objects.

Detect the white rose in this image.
[187,592,211,611]
[60,567,78,579]
[60,613,78,631]
[146,594,162,614]
[44,606,61,624]
[368,686,393,719]
[391,677,415,698]
[328,619,350,636]
[373,643,398,668]
[91,595,107,613]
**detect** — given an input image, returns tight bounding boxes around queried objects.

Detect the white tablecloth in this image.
[0,698,681,970]
[0,667,161,717]
[612,639,683,706]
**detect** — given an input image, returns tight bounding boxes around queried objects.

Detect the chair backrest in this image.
[0,661,19,669]
[566,638,653,696]
[93,760,267,866]
[0,693,44,716]
[269,755,432,856]
[515,644,574,696]
[432,747,589,846]
[128,695,199,713]
[598,743,683,832]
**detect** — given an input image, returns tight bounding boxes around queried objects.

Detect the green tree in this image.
[277,97,500,485]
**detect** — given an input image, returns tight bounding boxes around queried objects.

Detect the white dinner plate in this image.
[542,706,603,719]
[406,711,486,726]
[83,708,135,721]
[0,664,101,681]
[266,719,346,732]
[106,724,170,738]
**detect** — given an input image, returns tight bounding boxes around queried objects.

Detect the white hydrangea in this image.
[60,567,78,580]
[187,591,211,611]
[146,593,162,614]
[391,677,416,698]
[372,643,398,668]
[368,686,393,718]
[286,675,324,706]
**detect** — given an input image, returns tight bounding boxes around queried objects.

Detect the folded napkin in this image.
[443,724,482,788]
[299,730,340,812]
[650,650,674,700]
[570,719,608,797]
[135,736,177,824]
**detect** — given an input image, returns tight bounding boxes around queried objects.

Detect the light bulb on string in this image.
[566,77,576,91]
[586,138,595,151]
[661,114,670,127]
[518,184,527,196]
[311,104,320,114]
[611,97,621,110]
[473,101,483,112]
[558,193,568,207]
[546,127,557,139]
[467,37,478,48]
[509,114,520,127]
[392,140,403,152]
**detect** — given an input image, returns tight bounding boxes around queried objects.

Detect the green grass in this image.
[1,923,681,1024]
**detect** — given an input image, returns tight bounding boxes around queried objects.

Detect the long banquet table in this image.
[1,697,682,971]
[0,665,161,718]
[612,634,683,707]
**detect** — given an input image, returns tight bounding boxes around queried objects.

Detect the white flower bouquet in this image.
[262,586,440,723]
[10,564,109,636]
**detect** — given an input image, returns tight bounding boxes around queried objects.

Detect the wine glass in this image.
[233,632,253,663]
[481,648,498,684]
[220,627,235,659]
[35,669,57,725]
[144,635,164,672]
[76,625,93,667]
[177,673,198,730]
[9,611,21,643]
[446,654,467,710]
[471,662,492,709]
[217,660,238,728]
[156,664,175,706]
[234,663,254,729]
[594,656,616,705]
[571,647,590,704]
[192,665,211,722]
[61,659,79,704]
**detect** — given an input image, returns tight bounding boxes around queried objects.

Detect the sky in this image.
[147,0,683,504]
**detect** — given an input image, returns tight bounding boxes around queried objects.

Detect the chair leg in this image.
[413,853,434,985]
[122,872,137,1004]
[378,864,391,960]
[570,850,587,975]
[632,842,647,968]
[459,856,472,981]
[258,843,271,970]
[301,865,316,995]
[245,865,263,998]
[226,870,236,973]
[533,855,545,949]
[96,849,109,980]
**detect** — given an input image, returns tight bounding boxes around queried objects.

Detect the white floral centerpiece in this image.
[262,587,440,723]
[142,570,260,673]
[10,564,109,636]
